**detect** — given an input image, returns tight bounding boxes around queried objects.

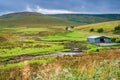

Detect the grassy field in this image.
[0,20,119,63]
[0,49,119,80]
[42,30,119,41]
[42,20,120,41]
[75,20,120,33]
[0,40,66,62]
[0,12,120,80]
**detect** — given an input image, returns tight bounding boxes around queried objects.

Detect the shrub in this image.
[111,37,120,43]
[85,44,106,53]
[111,37,117,42]
[97,28,104,33]
[90,28,94,32]
[115,38,120,43]
[114,25,120,33]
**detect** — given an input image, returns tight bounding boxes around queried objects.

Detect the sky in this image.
[0,0,120,15]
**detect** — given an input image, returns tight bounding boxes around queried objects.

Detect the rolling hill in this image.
[0,12,120,28]
[75,20,120,33]
[0,12,76,28]
[49,14,120,24]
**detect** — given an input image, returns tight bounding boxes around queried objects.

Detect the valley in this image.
[0,12,120,80]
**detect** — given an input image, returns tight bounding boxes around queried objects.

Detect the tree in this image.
[114,25,120,33]
[70,26,74,28]
[90,28,94,32]
[97,28,104,33]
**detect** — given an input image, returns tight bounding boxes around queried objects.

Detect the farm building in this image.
[65,26,74,31]
[87,36,111,43]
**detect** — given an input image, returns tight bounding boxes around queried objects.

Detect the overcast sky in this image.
[0,0,120,15]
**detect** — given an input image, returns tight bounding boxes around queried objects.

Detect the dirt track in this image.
[8,51,82,63]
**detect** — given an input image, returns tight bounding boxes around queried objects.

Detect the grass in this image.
[0,16,120,80]
[83,44,108,53]
[83,44,120,53]
[0,26,119,62]
[76,20,120,33]
[3,27,50,34]
[0,57,56,70]
[0,12,76,28]
[42,30,119,41]
[0,45,64,57]
[52,59,120,80]
[43,31,90,41]
[50,14,120,24]
[30,49,120,80]
[0,49,119,80]
[0,41,64,62]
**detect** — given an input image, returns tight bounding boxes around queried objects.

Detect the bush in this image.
[97,28,104,33]
[111,37,117,42]
[115,38,120,43]
[114,25,120,33]
[90,28,94,32]
[85,44,107,53]
[111,37,120,43]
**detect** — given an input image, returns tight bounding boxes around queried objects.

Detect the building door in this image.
[100,38,105,43]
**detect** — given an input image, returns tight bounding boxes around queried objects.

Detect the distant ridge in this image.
[49,14,120,24]
[0,12,120,28]
[0,12,76,28]
[1,12,43,17]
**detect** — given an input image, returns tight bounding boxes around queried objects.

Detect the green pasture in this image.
[0,41,64,62]
[42,30,119,41]
[76,20,120,32]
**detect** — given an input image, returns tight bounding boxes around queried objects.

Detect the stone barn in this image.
[87,36,111,43]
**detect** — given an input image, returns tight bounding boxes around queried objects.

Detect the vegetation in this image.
[50,14,120,24]
[76,20,120,34]
[0,12,120,80]
[0,49,119,80]
[90,28,94,32]
[97,28,104,33]
[114,25,120,34]
[111,37,120,43]
[0,57,56,70]
[0,42,64,62]
[0,12,76,28]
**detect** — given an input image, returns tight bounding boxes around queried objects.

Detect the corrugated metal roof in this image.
[88,36,111,39]
[88,36,101,38]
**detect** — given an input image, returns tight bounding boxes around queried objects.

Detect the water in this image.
[46,51,82,56]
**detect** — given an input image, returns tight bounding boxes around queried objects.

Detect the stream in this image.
[8,49,82,63]
[45,51,82,57]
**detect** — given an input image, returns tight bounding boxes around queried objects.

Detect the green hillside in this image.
[1,12,120,28]
[76,20,120,33]
[50,14,120,24]
[43,20,120,41]
[0,12,76,28]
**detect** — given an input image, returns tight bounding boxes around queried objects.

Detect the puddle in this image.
[45,51,82,57]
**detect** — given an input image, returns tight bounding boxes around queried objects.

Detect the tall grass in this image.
[0,49,119,80]
[0,57,56,70]
[29,49,120,80]
[50,59,119,80]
